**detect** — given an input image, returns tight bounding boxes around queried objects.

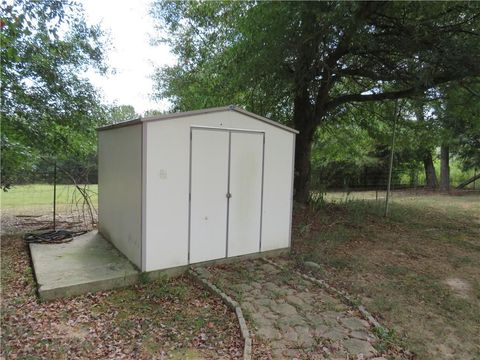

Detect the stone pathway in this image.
[197,259,383,359]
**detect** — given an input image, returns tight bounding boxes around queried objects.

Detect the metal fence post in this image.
[53,161,57,231]
[385,101,399,217]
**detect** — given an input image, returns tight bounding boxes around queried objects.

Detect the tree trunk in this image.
[294,127,316,203]
[423,151,438,189]
[292,94,317,203]
[439,145,450,191]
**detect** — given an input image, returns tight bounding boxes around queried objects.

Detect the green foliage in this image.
[1,0,107,187]
[152,1,480,199]
[143,109,166,117]
[435,82,480,170]
[312,88,480,188]
[151,1,297,123]
[107,105,139,123]
[153,1,480,117]
[311,100,426,188]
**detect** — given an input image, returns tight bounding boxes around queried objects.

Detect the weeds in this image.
[139,272,150,284]
[308,191,326,212]
[373,326,401,353]
[298,221,313,238]
[277,268,294,284]
[144,277,189,301]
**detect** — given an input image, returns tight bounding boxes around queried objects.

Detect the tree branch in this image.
[337,67,405,82]
[313,2,385,121]
[460,84,480,97]
[325,70,465,111]
[325,87,418,110]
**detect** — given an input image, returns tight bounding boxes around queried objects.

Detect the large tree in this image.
[1,0,107,187]
[434,81,480,190]
[152,1,480,202]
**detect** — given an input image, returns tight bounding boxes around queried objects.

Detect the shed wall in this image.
[144,111,294,271]
[98,125,142,268]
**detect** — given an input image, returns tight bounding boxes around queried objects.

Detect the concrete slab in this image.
[30,231,140,301]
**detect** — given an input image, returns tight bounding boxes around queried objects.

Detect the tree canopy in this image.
[107,105,139,123]
[152,1,480,201]
[1,0,107,187]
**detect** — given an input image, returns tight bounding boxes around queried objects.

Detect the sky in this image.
[80,0,176,114]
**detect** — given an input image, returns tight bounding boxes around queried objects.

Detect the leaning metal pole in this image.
[53,160,57,231]
[384,101,399,217]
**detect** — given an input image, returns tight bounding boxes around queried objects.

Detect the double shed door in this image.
[189,127,264,264]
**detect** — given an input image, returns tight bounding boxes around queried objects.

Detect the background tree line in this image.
[2,1,479,201]
[0,1,151,189]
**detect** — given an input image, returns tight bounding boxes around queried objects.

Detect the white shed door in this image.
[189,129,229,263]
[189,128,264,264]
[228,132,264,257]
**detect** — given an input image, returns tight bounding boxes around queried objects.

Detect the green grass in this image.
[1,184,98,208]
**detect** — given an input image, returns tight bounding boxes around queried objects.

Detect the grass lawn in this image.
[1,184,99,230]
[293,191,480,359]
[1,184,98,209]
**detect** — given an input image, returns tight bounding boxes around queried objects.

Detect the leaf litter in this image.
[1,235,244,359]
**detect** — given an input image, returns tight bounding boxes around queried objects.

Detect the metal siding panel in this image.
[189,129,229,263]
[98,125,142,268]
[260,128,293,251]
[288,133,296,248]
[228,132,264,257]
[141,122,147,271]
[144,120,190,271]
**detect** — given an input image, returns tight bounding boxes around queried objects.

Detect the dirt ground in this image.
[292,191,480,359]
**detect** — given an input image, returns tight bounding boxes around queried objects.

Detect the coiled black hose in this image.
[24,230,88,244]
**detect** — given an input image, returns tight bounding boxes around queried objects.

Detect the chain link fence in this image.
[2,163,477,233]
[1,169,97,234]
[310,168,479,203]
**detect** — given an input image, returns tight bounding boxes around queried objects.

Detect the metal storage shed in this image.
[97,106,298,273]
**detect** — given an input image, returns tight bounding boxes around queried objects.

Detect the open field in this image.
[1,184,99,233]
[1,184,98,210]
[293,191,480,359]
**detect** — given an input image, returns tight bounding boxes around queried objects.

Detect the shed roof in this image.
[97,105,299,134]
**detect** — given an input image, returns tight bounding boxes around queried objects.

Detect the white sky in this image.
[80,0,176,114]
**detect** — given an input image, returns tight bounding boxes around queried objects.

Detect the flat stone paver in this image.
[200,259,380,359]
[30,231,139,300]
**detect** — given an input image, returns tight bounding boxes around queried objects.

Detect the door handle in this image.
[226,192,232,199]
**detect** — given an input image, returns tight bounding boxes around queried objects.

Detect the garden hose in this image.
[24,230,88,244]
